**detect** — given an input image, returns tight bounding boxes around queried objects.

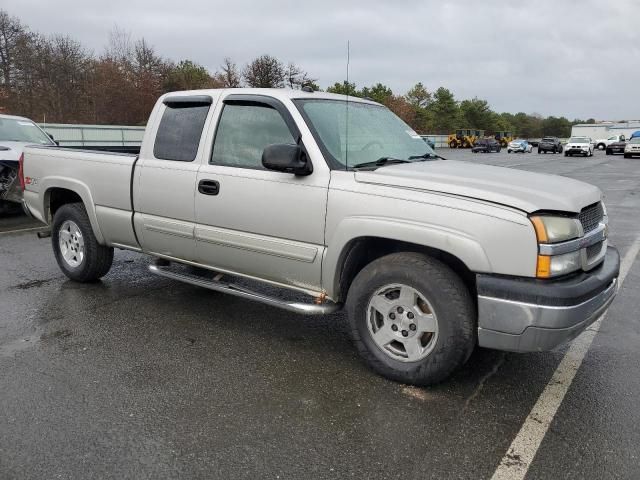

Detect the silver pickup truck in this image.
[21,88,619,385]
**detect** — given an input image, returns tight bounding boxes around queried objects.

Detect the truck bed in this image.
[22,146,139,249]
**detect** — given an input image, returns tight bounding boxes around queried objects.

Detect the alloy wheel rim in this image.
[366,283,439,362]
[59,220,84,268]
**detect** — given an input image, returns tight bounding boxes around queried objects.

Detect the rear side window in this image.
[153,104,210,161]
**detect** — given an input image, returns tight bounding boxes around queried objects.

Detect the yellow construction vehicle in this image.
[448,129,485,148]
[494,131,514,148]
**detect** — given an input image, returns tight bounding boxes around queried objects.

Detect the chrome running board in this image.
[148,264,341,315]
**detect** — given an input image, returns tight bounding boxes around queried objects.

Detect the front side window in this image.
[294,99,434,169]
[153,103,210,161]
[211,103,295,169]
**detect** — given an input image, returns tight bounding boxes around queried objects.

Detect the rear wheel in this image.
[449,140,457,149]
[346,252,475,386]
[597,143,606,150]
[52,203,113,282]
[624,153,631,158]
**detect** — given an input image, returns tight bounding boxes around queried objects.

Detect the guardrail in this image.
[38,123,144,148]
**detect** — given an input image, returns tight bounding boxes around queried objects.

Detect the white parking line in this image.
[491,235,640,480]
[0,226,46,235]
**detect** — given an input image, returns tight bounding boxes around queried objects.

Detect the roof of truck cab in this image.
[160,88,382,105]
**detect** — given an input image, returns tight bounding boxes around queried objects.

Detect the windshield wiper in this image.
[352,157,411,169]
[408,152,447,161]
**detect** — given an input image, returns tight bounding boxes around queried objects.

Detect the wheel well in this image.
[337,237,476,303]
[47,188,83,221]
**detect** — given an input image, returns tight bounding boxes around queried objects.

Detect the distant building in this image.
[571,121,640,140]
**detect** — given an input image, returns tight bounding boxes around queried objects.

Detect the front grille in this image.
[586,241,603,261]
[578,202,604,233]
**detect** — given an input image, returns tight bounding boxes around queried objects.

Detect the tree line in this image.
[1,9,592,136]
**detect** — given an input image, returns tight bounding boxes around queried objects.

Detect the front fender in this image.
[322,216,492,300]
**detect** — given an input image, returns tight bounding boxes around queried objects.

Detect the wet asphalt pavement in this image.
[1,149,639,479]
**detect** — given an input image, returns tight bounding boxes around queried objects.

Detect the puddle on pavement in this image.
[0,333,40,357]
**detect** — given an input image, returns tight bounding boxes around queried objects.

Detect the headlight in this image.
[531,215,583,278]
[530,215,581,243]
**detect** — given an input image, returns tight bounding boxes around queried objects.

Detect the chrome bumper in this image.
[476,247,619,353]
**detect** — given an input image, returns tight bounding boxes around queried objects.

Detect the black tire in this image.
[624,153,631,158]
[565,152,569,157]
[346,252,475,386]
[52,203,114,282]
[538,149,541,154]
[597,143,606,150]
[449,140,457,149]
[606,149,612,155]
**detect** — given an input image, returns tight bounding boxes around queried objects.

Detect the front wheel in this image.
[346,253,475,386]
[597,143,606,150]
[52,203,114,282]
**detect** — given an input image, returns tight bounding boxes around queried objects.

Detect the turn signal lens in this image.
[536,255,551,278]
[531,217,548,243]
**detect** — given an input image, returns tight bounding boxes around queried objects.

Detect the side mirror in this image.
[47,132,59,146]
[262,144,312,176]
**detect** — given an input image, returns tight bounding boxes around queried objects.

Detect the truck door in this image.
[194,94,330,294]
[133,94,218,261]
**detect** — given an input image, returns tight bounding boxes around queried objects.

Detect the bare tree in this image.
[105,25,133,64]
[214,57,241,87]
[284,62,316,90]
[0,10,25,88]
[242,54,284,88]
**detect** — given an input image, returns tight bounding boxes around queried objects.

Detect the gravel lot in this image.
[1,149,639,479]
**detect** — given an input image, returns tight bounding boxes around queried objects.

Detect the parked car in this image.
[595,134,625,151]
[624,137,640,158]
[537,137,563,154]
[507,139,533,153]
[21,88,619,386]
[564,137,594,157]
[471,138,501,153]
[606,139,627,155]
[0,114,55,214]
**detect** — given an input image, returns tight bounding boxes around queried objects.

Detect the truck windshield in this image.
[0,118,53,144]
[294,99,436,169]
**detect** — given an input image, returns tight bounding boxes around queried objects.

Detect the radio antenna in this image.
[345,40,350,170]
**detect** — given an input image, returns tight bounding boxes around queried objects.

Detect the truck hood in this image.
[354,160,601,213]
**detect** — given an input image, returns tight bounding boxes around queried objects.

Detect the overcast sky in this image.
[5,0,639,120]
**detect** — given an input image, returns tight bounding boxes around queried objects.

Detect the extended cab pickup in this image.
[21,89,620,385]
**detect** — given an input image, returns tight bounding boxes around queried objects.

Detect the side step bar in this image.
[148,264,342,315]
